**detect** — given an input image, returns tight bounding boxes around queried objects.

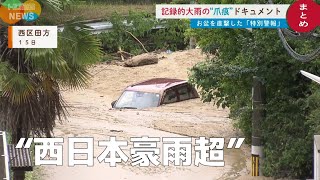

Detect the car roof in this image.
[125,78,188,94]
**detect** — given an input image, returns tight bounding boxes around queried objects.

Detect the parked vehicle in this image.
[111,78,199,109]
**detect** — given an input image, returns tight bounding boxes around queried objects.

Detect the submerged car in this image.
[111,78,199,109]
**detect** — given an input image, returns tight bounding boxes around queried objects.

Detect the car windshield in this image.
[115,91,160,109]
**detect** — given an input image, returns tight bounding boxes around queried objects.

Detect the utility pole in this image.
[251,76,266,176]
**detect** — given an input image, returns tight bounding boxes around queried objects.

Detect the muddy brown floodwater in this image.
[42,49,274,180]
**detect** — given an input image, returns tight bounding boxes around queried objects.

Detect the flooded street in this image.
[42,49,262,180]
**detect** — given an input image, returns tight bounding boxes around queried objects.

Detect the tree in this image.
[98,11,189,56]
[188,0,320,178]
[0,0,103,179]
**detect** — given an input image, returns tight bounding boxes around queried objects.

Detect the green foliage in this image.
[101,54,114,62]
[98,11,156,54]
[0,15,103,138]
[171,0,191,4]
[188,2,320,177]
[25,167,44,180]
[25,143,45,180]
[262,96,314,178]
[83,0,167,4]
[153,19,189,50]
[98,11,189,54]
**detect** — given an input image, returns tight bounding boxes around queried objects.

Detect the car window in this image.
[115,91,160,109]
[178,86,191,101]
[163,90,178,104]
[116,91,135,107]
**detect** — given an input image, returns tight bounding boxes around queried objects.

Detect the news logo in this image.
[0,0,42,24]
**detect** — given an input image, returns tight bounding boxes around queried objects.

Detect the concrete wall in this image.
[0,131,10,180]
[315,135,320,180]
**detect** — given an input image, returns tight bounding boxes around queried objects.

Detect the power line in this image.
[268,0,320,62]
[277,28,320,62]
[282,28,320,40]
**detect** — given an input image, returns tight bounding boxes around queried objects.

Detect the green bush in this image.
[171,0,191,3]
[188,17,320,180]
[98,11,189,55]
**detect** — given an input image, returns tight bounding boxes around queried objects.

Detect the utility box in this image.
[315,135,320,180]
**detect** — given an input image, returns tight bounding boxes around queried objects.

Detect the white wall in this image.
[315,135,320,180]
[0,131,10,180]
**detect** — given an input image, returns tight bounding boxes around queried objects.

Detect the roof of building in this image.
[8,144,33,171]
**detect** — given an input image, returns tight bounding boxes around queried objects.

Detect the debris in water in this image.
[110,130,123,132]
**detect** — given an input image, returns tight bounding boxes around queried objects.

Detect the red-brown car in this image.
[111,78,199,109]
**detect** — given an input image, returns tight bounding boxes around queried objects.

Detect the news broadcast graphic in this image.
[0,0,51,49]
[156,4,290,28]
[7,26,58,48]
[286,0,320,32]
[156,0,320,32]
[14,136,245,167]
[0,0,42,24]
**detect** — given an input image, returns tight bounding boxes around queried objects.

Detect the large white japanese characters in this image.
[15,136,245,167]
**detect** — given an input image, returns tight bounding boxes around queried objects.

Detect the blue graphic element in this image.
[23,12,39,22]
[190,19,288,28]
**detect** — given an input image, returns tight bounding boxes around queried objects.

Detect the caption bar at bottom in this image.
[15,136,245,167]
